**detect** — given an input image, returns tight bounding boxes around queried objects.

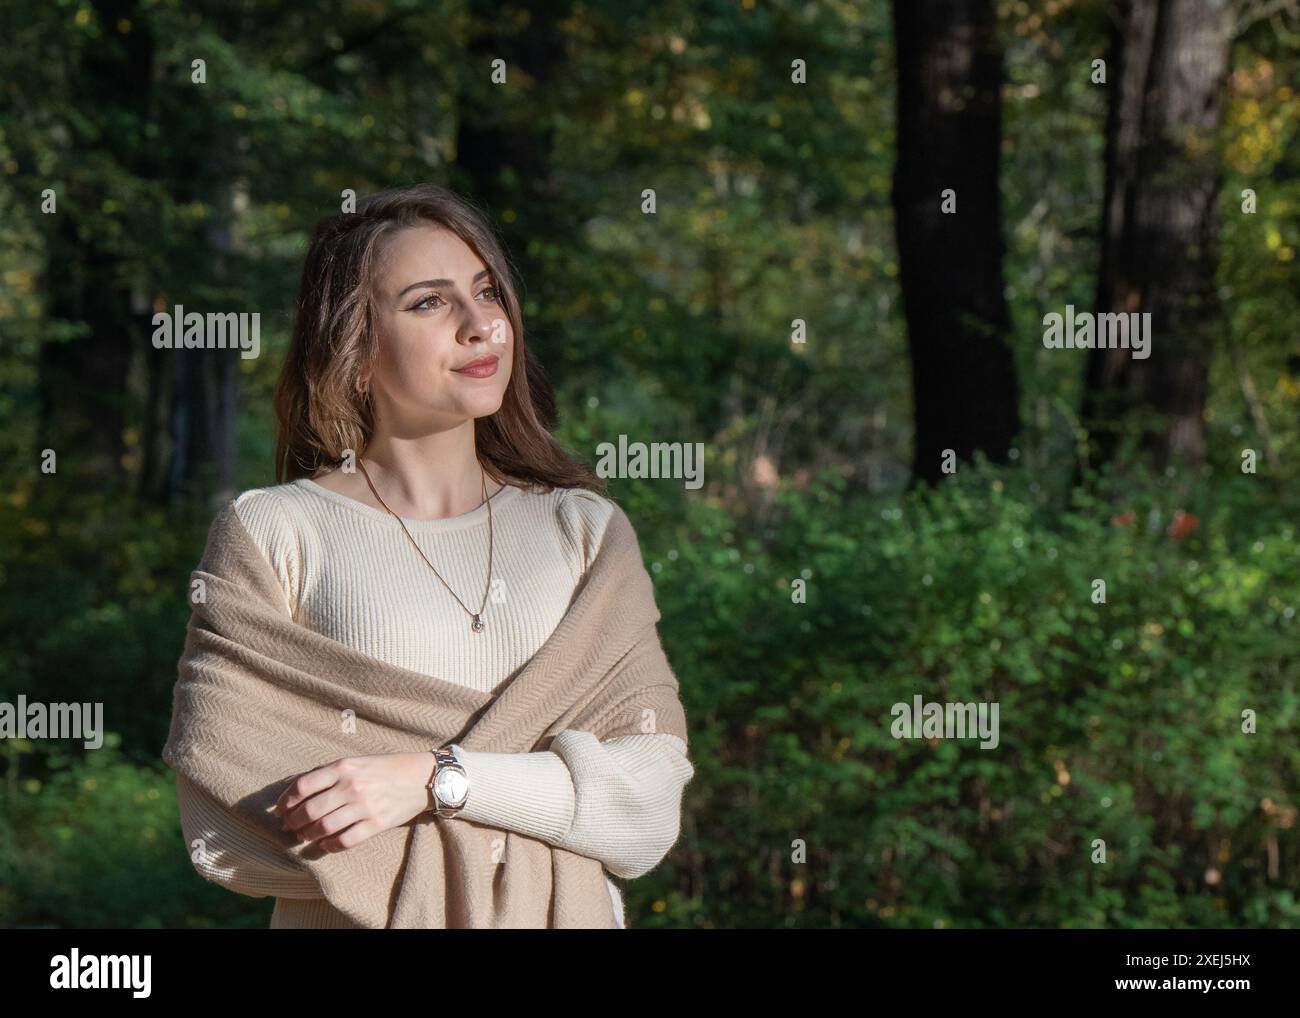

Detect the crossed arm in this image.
[175,730,694,898]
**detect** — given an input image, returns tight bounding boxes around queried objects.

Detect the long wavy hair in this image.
[273,183,604,494]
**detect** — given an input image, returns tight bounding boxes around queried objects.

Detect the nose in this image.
[457,306,510,350]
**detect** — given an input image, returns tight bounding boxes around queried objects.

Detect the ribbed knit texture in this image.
[172,477,693,928]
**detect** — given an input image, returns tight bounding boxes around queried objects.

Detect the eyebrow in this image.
[396,269,491,300]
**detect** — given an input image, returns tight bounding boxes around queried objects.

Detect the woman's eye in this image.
[410,288,495,310]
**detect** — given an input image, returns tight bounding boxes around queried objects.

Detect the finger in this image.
[299,804,366,848]
[282,786,348,834]
[318,817,379,854]
[272,775,302,815]
[276,763,342,816]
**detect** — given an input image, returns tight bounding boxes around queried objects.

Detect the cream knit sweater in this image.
[174,476,694,928]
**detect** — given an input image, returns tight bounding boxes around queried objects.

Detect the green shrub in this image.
[634,456,1300,928]
[0,736,270,929]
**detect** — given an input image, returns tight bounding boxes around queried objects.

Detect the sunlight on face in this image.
[368,223,514,429]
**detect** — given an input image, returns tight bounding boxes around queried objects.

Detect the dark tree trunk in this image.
[164,340,240,508]
[453,0,572,292]
[38,239,133,487]
[36,0,153,491]
[454,0,574,429]
[136,285,170,502]
[163,125,244,510]
[452,0,569,278]
[1080,0,1236,477]
[892,0,1020,487]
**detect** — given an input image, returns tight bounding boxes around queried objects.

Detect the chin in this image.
[464,392,507,418]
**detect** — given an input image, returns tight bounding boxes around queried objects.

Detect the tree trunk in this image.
[1080,0,1236,477]
[453,0,572,292]
[892,0,1020,487]
[454,0,574,429]
[36,0,153,491]
[164,125,245,509]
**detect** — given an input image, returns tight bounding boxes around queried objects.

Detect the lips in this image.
[452,354,500,377]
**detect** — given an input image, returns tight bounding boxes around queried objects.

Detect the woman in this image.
[168,183,695,928]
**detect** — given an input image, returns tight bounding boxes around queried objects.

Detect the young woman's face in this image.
[366,223,514,429]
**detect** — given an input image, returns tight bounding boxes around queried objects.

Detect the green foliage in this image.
[0,489,208,756]
[633,457,1300,928]
[0,736,270,928]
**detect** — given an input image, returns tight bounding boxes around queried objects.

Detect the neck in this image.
[360,420,502,519]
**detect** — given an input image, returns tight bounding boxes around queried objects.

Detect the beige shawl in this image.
[161,494,690,928]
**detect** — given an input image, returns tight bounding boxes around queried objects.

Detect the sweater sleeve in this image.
[229,488,301,619]
[175,771,323,900]
[451,731,694,880]
[554,485,617,583]
[173,498,321,900]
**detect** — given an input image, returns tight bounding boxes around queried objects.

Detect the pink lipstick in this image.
[452,354,500,378]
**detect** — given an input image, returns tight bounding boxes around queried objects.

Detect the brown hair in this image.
[273,182,604,494]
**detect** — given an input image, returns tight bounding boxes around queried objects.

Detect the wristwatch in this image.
[426,744,470,818]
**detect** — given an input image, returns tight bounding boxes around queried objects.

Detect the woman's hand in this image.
[274,753,436,853]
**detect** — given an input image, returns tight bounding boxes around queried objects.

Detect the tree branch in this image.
[1234,0,1299,37]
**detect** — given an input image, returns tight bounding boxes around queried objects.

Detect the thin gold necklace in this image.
[356,458,495,634]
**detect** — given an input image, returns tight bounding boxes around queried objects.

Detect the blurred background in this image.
[1,0,1298,928]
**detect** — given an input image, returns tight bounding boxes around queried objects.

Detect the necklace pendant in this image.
[471,613,484,633]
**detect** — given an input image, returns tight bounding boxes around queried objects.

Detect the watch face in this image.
[435,768,469,806]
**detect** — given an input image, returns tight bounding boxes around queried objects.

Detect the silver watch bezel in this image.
[427,746,469,816]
